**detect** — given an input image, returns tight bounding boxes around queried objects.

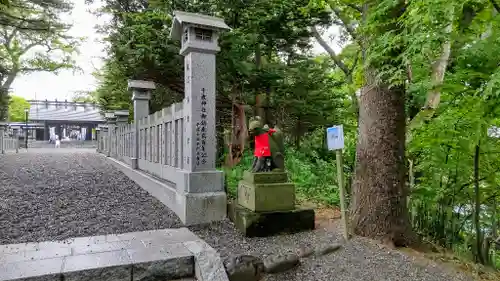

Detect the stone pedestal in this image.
[170,11,231,224]
[104,112,116,157]
[98,125,108,154]
[229,171,315,237]
[128,80,154,169]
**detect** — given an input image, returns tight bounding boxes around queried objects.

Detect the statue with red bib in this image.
[248,116,285,173]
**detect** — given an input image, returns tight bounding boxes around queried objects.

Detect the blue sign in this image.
[326,125,344,150]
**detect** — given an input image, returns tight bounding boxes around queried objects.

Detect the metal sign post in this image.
[327,125,349,240]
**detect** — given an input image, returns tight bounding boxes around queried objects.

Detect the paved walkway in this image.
[0,228,197,280]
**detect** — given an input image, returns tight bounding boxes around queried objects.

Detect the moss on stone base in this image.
[237,180,295,212]
[243,171,288,184]
[228,201,315,237]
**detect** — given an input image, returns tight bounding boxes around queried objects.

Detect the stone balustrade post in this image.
[95,127,101,153]
[0,123,6,154]
[170,11,231,224]
[104,112,116,157]
[114,110,130,159]
[128,80,155,169]
[99,125,109,154]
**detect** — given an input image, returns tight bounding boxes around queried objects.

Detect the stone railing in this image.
[1,135,19,153]
[96,11,231,226]
[116,122,135,163]
[97,95,224,226]
[134,103,185,176]
[0,123,19,154]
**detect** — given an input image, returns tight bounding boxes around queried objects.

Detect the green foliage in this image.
[8,94,29,121]
[0,0,80,90]
[71,91,97,103]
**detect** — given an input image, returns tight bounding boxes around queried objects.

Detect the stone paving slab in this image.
[0,228,218,281]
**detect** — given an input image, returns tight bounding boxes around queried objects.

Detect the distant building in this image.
[26,100,105,141]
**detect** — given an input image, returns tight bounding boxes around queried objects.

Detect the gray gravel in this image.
[0,149,182,244]
[0,148,477,280]
[190,220,475,281]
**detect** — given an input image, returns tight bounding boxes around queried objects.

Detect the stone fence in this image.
[96,11,231,225]
[0,124,19,154]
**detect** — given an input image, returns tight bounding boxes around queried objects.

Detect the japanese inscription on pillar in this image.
[195,87,208,167]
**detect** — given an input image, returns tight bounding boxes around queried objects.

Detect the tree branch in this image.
[349,50,360,74]
[19,63,71,73]
[332,7,357,41]
[344,3,362,13]
[2,27,17,49]
[311,25,350,76]
[20,39,46,54]
[490,0,500,13]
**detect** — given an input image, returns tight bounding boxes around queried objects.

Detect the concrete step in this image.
[0,228,201,281]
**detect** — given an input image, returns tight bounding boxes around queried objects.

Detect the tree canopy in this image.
[8,94,28,121]
[0,0,79,121]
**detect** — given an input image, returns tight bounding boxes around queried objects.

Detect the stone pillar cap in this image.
[170,11,231,40]
[114,110,130,117]
[128,80,156,90]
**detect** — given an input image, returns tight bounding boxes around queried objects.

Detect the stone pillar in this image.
[114,110,130,159]
[128,80,154,169]
[44,122,49,140]
[0,123,5,154]
[170,11,231,224]
[104,112,116,157]
[95,127,101,152]
[99,125,109,153]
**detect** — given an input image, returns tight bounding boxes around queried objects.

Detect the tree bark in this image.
[351,71,414,246]
[1,71,17,90]
[350,0,415,247]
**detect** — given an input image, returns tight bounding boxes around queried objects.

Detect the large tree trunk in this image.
[350,71,414,246]
[350,0,415,247]
[1,72,17,90]
[0,87,9,122]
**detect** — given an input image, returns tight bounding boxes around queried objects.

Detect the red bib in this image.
[254,129,276,157]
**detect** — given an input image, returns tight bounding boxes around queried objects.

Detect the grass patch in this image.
[223,148,341,206]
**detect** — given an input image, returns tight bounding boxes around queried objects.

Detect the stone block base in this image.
[237,181,295,212]
[105,157,226,226]
[179,191,227,225]
[228,201,315,237]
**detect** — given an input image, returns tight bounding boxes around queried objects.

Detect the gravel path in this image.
[0,149,182,244]
[0,148,478,280]
[190,220,475,281]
